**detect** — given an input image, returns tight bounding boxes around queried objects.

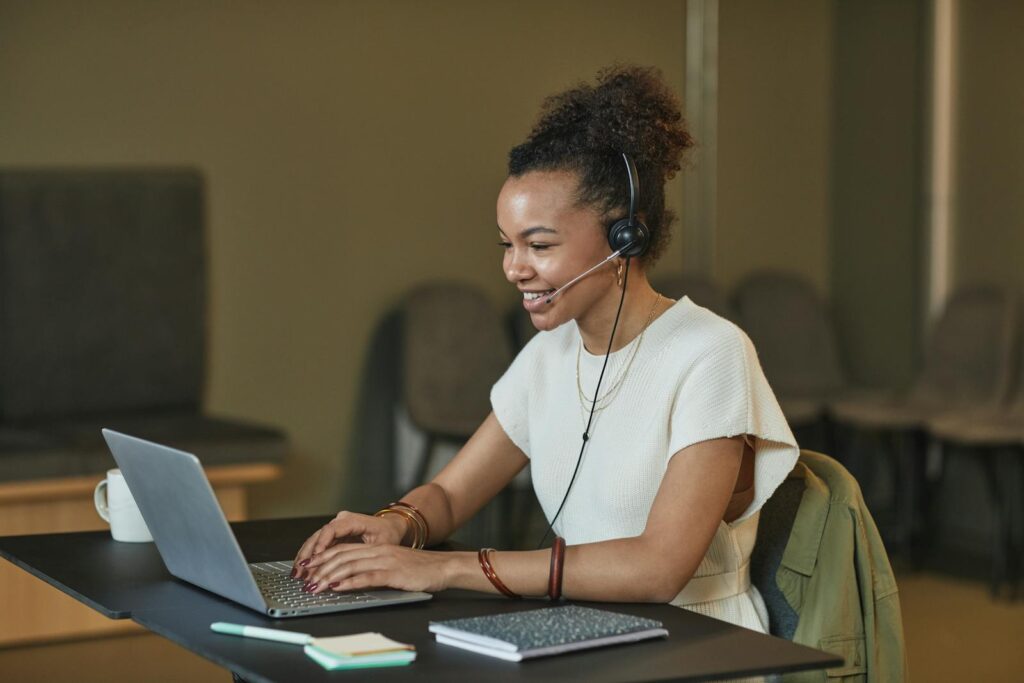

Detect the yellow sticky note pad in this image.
[311,632,414,657]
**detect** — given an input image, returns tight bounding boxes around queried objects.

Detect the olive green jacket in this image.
[780,452,908,682]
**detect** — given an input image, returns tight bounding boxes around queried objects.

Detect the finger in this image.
[307,545,387,585]
[304,542,367,570]
[330,570,388,593]
[310,557,390,594]
[312,514,365,556]
[295,523,346,578]
[293,525,336,576]
[292,532,326,576]
[307,546,394,589]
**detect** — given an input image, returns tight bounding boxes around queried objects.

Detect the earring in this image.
[616,261,624,288]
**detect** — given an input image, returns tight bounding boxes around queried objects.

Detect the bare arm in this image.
[394,411,531,544]
[442,435,747,601]
[304,433,748,603]
[294,412,527,572]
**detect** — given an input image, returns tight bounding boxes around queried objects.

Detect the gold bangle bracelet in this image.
[376,508,422,549]
[374,508,424,549]
[390,501,431,546]
[387,505,428,548]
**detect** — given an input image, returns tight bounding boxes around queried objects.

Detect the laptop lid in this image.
[101,429,268,613]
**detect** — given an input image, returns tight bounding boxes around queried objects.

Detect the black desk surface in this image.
[0,517,842,682]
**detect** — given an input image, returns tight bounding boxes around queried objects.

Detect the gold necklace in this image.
[576,294,663,413]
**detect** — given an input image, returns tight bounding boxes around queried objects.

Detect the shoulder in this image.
[657,298,754,371]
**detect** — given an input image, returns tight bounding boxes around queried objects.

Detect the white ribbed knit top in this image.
[490,297,798,631]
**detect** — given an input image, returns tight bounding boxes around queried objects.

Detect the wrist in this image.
[441,552,477,591]
[380,512,410,545]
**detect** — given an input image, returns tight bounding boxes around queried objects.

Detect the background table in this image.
[0,517,842,682]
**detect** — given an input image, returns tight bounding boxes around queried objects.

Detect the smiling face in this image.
[497,170,623,332]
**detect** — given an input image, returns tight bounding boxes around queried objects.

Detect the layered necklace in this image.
[576,294,664,414]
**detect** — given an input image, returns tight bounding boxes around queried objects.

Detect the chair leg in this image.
[1016,450,1024,600]
[891,428,928,569]
[997,445,1022,602]
[919,438,946,569]
[982,448,1008,599]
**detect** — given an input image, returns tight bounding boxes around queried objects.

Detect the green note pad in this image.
[303,632,416,670]
[304,644,415,670]
[429,605,668,661]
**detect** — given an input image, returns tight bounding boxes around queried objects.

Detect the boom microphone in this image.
[543,243,634,305]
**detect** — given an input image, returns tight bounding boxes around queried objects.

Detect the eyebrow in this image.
[497,225,559,239]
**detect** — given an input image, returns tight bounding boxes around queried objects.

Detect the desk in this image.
[0,463,280,645]
[0,517,842,682]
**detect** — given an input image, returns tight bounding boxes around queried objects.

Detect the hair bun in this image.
[533,64,692,182]
[508,64,693,264]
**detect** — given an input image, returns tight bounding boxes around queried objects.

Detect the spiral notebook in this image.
[428,605,668,661]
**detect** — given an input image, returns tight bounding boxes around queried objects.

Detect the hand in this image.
[302,544,455,595]
[292,511,405,579]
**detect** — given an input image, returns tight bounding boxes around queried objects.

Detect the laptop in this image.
[101,429,432,618]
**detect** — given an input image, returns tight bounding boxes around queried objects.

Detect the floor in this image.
[0,571,1020,682]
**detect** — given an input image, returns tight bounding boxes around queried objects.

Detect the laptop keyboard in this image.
[250,561,379,608]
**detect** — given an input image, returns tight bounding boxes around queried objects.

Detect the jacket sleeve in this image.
[869,589,909,682]
[858,504,909,683]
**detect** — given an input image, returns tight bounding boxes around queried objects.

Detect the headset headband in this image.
[622,152,639,228]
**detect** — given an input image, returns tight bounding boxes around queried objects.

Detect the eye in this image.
[497,241,512,250]
[530,243,552,251]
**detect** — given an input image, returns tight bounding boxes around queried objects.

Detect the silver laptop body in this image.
[101,429,432,618]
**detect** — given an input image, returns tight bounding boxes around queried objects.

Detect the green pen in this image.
[211,621,313,645]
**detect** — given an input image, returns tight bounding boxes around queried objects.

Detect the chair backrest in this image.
[733,271,845,399]
[750,474,804,640]
[1012,309,1024,412]
[911,285,1017,407]
[0,169,205,419]
[652,274,735,320]
[402,282,513,437]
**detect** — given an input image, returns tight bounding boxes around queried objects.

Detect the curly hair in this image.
[508,65,694,265]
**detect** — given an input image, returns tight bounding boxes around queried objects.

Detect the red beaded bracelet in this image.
[548,536,566,601]
[478,548,521,599]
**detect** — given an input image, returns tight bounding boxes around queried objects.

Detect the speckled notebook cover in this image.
[428,605,666,653]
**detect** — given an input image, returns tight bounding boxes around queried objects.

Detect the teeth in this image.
[523,290,554,301]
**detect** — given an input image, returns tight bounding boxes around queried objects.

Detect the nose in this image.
[504,250,532,284]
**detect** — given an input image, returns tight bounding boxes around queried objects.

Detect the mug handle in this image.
[94,480,111,523]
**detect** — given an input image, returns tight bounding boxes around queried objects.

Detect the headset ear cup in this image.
[608,219,649,258]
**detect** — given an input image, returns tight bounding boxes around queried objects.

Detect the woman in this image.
[293,65,798,632]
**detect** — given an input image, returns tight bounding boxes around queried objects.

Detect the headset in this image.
[607,153,650,258]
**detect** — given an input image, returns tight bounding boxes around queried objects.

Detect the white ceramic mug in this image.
[94,468,153,542]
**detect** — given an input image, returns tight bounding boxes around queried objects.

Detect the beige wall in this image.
[829,0,925,389]
[0,0,688,515]
[716,0,835,295]
[4,1,953,515]
[954,0,1024,295]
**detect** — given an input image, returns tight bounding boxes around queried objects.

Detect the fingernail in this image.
[308,583,319,592]
[290,568,297,578]
[299,559,310,567]
[302,582,311,591]
[328,582,339,589]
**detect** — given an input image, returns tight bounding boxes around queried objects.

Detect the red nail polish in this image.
[299,559,310,567]
[290,568,297,578]
[302,582,311,591]
[308,583,319,592]
[328,582,339,589]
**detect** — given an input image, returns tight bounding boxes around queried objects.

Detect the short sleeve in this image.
[668,327,799,524]
[489,341,535,457]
